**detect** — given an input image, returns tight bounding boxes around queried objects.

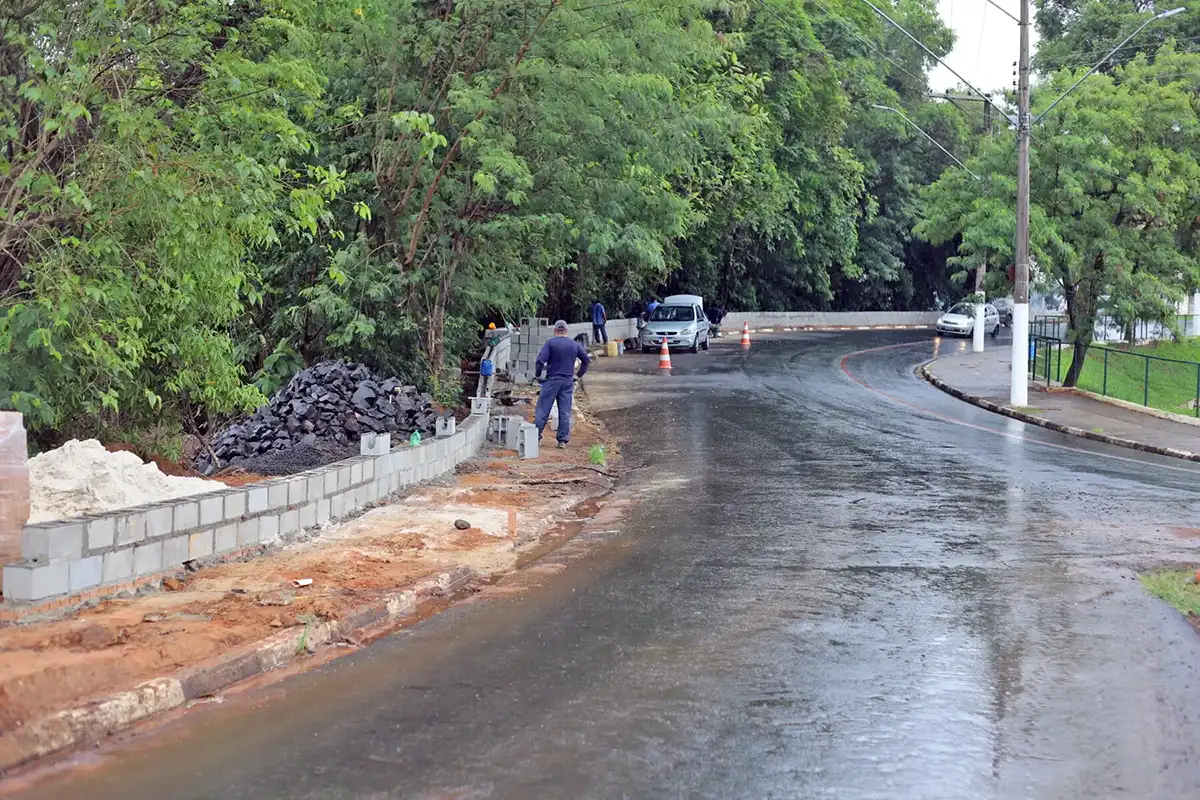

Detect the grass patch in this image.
[1140,569,1200,616]
[1033,337,1200,416]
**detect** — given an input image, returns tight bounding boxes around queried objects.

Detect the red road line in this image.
[838,341,1200,474]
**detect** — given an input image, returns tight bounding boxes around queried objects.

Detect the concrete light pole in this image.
[1011,4,1185,406]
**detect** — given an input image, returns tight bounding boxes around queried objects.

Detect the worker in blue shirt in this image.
[590,299,608,344]
[647,297,660,316]
[534,320,590,449]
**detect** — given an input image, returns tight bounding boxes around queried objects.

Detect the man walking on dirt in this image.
[535,320,590,449]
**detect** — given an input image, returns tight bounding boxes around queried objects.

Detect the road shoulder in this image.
[922,347,1200,462]
[0,396,619,775]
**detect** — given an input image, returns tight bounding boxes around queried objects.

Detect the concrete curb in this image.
[0,567,476,774]
[919,362,1200,463]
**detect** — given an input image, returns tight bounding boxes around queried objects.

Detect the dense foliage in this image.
[2,0,978,442]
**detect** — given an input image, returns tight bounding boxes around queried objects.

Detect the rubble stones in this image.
[198,361,439,476]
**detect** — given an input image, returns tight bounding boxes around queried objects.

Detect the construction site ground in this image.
[0,395,617,744]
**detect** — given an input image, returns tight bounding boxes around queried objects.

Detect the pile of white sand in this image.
[29,439,222,523]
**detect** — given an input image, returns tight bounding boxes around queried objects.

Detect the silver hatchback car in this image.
[935,301,1001,338]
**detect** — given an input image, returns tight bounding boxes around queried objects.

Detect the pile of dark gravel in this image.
[197,361,438,475]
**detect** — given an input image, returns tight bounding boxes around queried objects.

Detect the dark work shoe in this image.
[557,441,567,449]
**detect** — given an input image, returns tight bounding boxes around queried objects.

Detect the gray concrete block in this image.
[247,485,269,515]
[316,499,331,525]
[279,509,299,537]
[214,524,238,553]
[86,517,116,552]
[329,491,346,520]
[224,490,247,521]
[307,473,325,500]
[267,481,289,510]
[375,477,388,501]
[116,511,147,547]
[349,462,363,486]
[3,560,70,601]
[199,494,225,527]
[173,501,200,532]
[69,556,103,593]
[237,518,261,547]
[299,503,317,529]
[324,470,339,495]
[102,548,135,583]
[189,529,215,559]
[145,505,174,538]
[162,534,189,567]
[22,522,84,561]
[362,459,375,482]
[287,477,307,507]
[359,432,378,456]
[337,466,352,490]
[260,514,280,542]
[133,540,163,576]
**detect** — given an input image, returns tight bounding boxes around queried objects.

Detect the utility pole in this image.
[1010,0,1031,406]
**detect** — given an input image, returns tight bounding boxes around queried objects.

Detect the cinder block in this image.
[359,432,378,456]
[102,548,135,583]
[173,501,199,532]
[362,459,375,482]
[116,511,147,547]
[69,556,103,593]
[279,509,299,537]
[299,503,317,529]
[267,481,289,510]
[350,462,363,485]
[3,560,70,601]
[133,541,164,576]
[316,499,331,525]
[329,492,346,520]
[162,535,189,567]
[307,473,325,500]
[225,490,247,521]
[86,517,116,552]
[22,522,84,561]
[199,495,225,527]
[237,518,261,547]
[259,514,280,542]
[287,477,307,507]
[189,529,215,559]
[337,466,352,490]
[375,477,388,501]
[247,486,269,515]
[145,505,174,538]
[214,524,238,553]
[377,454,392,475]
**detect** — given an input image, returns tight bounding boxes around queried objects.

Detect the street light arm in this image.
[871,104,981,180]
[1033,7,1185,124]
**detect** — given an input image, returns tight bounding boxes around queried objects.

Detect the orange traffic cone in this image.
[658,337,672,372]
[740,322,751,350]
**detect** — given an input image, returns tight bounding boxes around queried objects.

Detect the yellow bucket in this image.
[605,341,619,357]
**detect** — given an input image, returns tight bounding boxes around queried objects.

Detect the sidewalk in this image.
[923,347,1200,461]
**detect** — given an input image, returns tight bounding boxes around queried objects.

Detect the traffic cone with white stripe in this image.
[658,337,672,372]
[740,322,751,350]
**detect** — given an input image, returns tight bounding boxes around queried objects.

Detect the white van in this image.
[640,294,710,353]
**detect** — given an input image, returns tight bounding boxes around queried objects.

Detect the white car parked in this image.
[936,302,1001,338]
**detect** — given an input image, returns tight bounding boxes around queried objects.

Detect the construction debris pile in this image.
[198,361,440,476]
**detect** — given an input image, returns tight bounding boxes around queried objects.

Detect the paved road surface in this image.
[11,331,1200,799]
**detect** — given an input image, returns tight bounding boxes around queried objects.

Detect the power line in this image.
[804,0,927,86]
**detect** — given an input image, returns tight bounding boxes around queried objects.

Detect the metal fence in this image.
[1030,314,1200,343]
[1028,334,1200,417]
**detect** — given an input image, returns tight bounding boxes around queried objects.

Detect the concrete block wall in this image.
[3,416,490,603]
[721,311,939,329]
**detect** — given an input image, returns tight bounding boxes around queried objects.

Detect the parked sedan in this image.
[935,302,1001,338]
[991,297,1014,326]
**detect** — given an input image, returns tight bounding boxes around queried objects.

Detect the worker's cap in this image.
[553,320,569,332]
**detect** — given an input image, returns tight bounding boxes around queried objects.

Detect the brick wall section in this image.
[2,391,494,605]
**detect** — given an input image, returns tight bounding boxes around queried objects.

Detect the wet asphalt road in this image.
[12,330,1200,799]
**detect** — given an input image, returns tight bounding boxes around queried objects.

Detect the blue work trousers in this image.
[535,377,574,443]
